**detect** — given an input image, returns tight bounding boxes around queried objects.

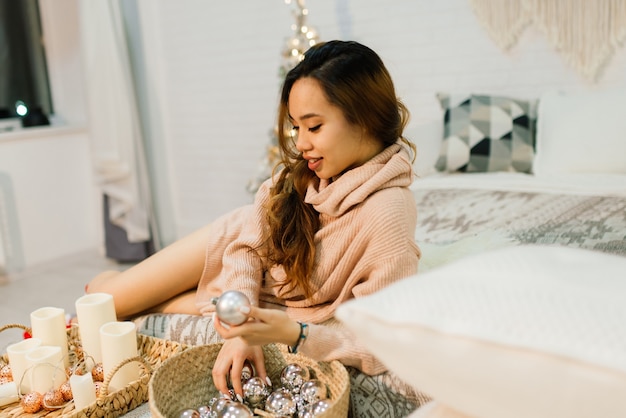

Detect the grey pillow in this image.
[435,93,536,173]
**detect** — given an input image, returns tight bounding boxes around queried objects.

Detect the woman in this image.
[86,40,421,400]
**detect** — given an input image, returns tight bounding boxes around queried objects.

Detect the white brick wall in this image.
[142,0,626,240]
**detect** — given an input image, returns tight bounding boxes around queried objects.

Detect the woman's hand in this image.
[211,338,267,399]
[214,306,301,347]
[212,306,302,397]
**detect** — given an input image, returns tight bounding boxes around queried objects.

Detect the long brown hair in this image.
[265,40,414,297]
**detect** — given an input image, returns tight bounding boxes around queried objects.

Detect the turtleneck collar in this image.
[304,140,414,217]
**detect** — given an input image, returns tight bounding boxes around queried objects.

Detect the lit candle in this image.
[70,373,96,410]
[25,345,66,394]
[6,337,42,394]
[0,382,19,407]
[75,293,117,364]
[30,307,69,368]
[99,321,140,392]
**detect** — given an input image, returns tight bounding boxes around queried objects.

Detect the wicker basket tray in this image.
[149,343,350,418]
[1,323,189,418]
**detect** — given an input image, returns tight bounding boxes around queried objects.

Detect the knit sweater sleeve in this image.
[196,181,272,311]
[299,318,388,374]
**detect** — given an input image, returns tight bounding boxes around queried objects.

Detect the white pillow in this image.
[534,88,626,175]
[336,245,626,418]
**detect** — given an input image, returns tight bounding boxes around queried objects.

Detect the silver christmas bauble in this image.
[212,290,251,326]
[210,397,234,415]
[265,387,297,416]
[300,379,328,404]
[215,402,253,418]
[293,393,306,412]
[280,363,310,393]
[243,376,270,409]
[241,360,255,382]
[178,408,200,418]
[298,400,332,417]
[197,405,211,418]
[229,360,255,388]
[310,400,331,415]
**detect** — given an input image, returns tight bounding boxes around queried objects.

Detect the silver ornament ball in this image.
[241,360,255,382]
[298,400,332,417]
[300,379,328,404]
[210,397,234,415]
[293,393,306,412]
[197,405,211,418]
[212,290,251,326]
[215,402,253,418]
[310,400,332,415]
[280,363,310,392]
[265,387,297,416]
[179,408,200,418]
[242,376,270,409]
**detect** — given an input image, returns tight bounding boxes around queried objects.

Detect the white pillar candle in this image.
[0,382,19,407]
[25,345,66,394]
[70,373,97,410]
[75,293,117,364]
[99,321,139,392]
[6,337,42,394]
[30,307,69,368]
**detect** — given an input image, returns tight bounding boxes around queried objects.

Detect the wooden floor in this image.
[0,249,133,350]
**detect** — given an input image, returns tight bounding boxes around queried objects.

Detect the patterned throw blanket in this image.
[413,188,626,266]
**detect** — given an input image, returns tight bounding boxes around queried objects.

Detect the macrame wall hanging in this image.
[470,0,626,81]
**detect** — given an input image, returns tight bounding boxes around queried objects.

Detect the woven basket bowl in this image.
[149,343,350,418]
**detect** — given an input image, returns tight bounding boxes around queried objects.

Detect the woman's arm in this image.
[213,304,387,376]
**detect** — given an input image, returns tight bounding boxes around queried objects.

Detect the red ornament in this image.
[94,381,104,398]
[0,364,12,380]
[91,363,105,382]
[43,388,65,410]
[20,392,43,414]
[60,381,74,401]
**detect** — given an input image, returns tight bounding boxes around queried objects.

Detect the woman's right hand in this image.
[211,335,268,399]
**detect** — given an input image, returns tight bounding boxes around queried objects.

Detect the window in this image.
[0,0,53,130]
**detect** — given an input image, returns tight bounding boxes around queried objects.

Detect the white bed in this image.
[336,88,626,417]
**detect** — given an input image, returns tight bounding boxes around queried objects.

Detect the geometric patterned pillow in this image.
[435,93,537,173]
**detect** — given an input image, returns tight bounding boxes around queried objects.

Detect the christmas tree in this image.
[246,0,320,194]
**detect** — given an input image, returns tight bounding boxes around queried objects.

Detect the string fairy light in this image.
[280,0,320,78]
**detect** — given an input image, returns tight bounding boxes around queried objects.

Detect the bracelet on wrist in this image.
[288,322,308,354]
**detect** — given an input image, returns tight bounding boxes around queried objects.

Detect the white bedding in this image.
[410,172,626,274]
[412,172,626,197]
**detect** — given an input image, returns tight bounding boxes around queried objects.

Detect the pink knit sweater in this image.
[196,141,421,375]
